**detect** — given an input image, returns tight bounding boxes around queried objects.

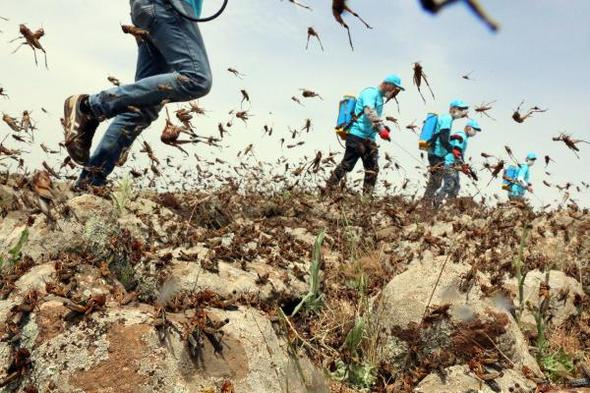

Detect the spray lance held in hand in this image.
[166,0,229,22]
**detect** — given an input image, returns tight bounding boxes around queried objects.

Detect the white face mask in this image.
[451,108,468,119]
[527,159,535,167]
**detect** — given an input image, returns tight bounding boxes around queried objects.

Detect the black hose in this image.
[166,0,228,22]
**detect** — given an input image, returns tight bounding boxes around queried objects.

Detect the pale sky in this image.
[1,0,589,208]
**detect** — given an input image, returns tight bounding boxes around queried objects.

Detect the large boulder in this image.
[167,246,308,302]
[9,302,324,393]
[504,269,586,332]
[377,252,542,386]
[415,365,535,393]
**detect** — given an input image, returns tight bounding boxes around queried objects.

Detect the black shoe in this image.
[63,94,99,165]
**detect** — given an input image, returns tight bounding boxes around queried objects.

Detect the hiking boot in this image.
[63,94,99,165]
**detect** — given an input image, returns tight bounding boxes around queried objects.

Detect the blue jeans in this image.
[435,166,460,204]
[79,0,212,186]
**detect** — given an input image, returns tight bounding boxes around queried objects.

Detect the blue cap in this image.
[449,99,469,109]
[383,74,405,90]
[466,119,481,131]
[526,152,537,160]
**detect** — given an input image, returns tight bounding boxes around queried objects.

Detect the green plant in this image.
[291,230,325,317]
[111,176,133,215]
[0,228,29,269]
[513,224,531,323]
[539,348,575,382]
[330,256,382,391]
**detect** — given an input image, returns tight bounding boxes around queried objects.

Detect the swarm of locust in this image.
[10,24,48,69]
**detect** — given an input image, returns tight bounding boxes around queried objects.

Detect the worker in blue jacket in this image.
[509,153,537,200]
[435,119,481,204]
[326,74,404,195]
[64,0,211,189]
[423,99,470,203]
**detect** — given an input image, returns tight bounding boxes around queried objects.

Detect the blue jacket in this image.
[510,163,531,197]
[349,87,384,140]
[430,113,454,158]
[444,130,468,166]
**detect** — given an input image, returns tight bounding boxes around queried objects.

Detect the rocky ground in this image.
[1,173,590,393]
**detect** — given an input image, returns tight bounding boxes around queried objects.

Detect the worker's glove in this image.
[452,148,462,160]
[461,163,470,175]
[379,126,391,141]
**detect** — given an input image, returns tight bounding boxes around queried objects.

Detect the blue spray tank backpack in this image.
[335,95,358,140]
[502,165,520,190]
[419,113,438,151]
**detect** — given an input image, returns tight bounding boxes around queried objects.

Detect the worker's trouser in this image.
[423,154,445,201]
[78,0,212,186]
[435,166,460,205]
[326,135,379,195]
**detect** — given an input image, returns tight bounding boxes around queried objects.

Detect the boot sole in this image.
[63,96,88,165]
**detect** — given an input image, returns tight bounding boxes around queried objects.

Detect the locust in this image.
[121,24,150,41]
[419,0,499,32]
[235,110,250,125]
[240,89,250,107]
[187,100,206,115]
[2,113,21,132]
[140,141,160,165]
[308,151,322,173]
[284,0,312,10]
[305,27,324,51]
[486,160,504,186]
[218,122,229,138]
[10,24,48,69]
[512,100,547,123]
[161,117,193,156]
[64,294,107,319]
[0,87,8,98]
[552,133,589,158]
[504,145,518,164]
[227,67,245,79]
[474,100,496,120]
[413,62,435,104]
[174,108,195,132]
[20,110,36,134]
[462,71,474,80]
[262,124,273,137]
[544,155,555,167]
[0,347,32,388]
[405,120,418,134]
[301,118,312,133]
[291,96,304,106]
[385,116,401,130]
[107,76,121,86]
[300,89,323,100]
[332,0,372,50]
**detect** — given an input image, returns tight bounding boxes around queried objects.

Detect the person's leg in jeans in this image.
[64,0,212,170]
[435,166,459,205]
[423,154,444,201]
[89,0,212,119]
[326,136,362,190]
[78,37,168,187]
[360,139,379,195]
